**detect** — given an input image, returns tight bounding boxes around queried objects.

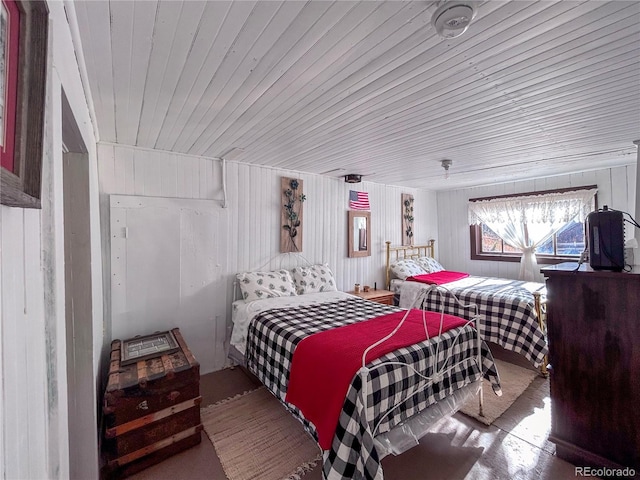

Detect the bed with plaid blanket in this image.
[244,295,500,480]
[397,276,547,368]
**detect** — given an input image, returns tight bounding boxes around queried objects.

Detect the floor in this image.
[127,347,580,480]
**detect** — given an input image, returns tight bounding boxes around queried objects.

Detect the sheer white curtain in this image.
[468,189,597,280]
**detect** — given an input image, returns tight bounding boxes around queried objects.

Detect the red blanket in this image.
[407,270,470,285]
[284,309,468,449]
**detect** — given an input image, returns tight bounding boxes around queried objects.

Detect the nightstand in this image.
[349,289,395,305]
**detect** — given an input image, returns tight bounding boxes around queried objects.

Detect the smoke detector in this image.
[431,1,477,39]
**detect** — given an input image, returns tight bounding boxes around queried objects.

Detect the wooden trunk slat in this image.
[105,396,202,438]
[161,354,175,379]
[103,430,202,479]
[172,328,197,366]
[137,360,148,387]
[107,425,203,468]
[104,380,200,426]
[105,407,201,457]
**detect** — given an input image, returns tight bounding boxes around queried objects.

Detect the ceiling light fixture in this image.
[431,1,477,39]
[441,159,453,179]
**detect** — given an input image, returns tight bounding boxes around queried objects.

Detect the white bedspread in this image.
[230,290,354,354]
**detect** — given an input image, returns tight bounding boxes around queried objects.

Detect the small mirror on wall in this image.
[348,210,371,258]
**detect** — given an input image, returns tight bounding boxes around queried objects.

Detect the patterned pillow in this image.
[236,269,297,301]
[291,264,338,294]
[389,259,427,280]
[416,256,445,273]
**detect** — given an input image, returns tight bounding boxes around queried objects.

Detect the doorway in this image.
[61,90,98,478]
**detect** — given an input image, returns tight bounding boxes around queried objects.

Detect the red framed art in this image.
[0,0,48,208]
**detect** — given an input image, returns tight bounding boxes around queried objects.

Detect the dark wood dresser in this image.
[541,263,640,471]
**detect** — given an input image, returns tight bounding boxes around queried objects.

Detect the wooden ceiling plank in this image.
[196,1,429,157]
[76,0,640,190]
[473,2,638,81]
[202,2,426,157]
[250,1,632,167]
[186,0,311,156]
[171,1,289,153]
[153,1,232,152]
[245,0,592,161]
[141,0,217,149]
[137,1,209,147]
[182,0,387,156]
[157,1,255,152]
[245,1,566,164]
[110,0,135,145]
[74,0,116,142]
[271,49,639,167]
[206,1,438,159]
[133,0,185,146]
[122,0,158,147]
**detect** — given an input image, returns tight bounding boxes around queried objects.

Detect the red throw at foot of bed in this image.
[407,270,470,285]
[285,309,468,449]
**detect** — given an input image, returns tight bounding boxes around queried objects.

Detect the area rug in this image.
[459,359,539,425]
[201,387,321,480]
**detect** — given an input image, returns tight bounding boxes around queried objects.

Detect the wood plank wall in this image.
[0,207,49,479]
[97,143,437,373]
[436,165,637,281]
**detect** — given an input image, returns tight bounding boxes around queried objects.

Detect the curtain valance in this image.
[468,188,597,226]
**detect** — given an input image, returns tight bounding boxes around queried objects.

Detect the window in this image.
[469,186,597,266]
[474,220,587,261]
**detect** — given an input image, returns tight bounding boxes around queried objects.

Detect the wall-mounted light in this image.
[344,174,363,183]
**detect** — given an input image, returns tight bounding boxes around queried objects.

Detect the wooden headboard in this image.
[385,240,435,290]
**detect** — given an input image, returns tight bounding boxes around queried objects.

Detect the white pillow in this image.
[236,269,297,301]
[416,256,445,273]
[291,264,338,294]
[389,259,427,280]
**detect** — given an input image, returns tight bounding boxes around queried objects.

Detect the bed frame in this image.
[385,240,436,291]
[232,260,496,477]
[276,289,490,477]
[385,240,549,376]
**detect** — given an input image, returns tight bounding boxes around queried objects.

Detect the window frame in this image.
[469,185,598,264]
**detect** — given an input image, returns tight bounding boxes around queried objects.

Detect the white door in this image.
[110,195,228,373]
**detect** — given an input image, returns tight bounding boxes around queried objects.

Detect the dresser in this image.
[349,289,395,305]
[541,263,640,471]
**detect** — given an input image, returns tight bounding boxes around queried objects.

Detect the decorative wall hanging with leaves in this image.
[402,193,414,246]
[280,177,306,252]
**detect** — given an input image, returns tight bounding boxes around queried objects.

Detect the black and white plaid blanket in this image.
[399,278,548,367]
[245,296,500,480]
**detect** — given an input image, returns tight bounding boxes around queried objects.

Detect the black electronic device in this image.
[586,206,624,271]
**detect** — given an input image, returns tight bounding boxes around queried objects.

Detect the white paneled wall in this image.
[0,208,48,479]
[97,143,438,373]
[0,2,103,478]
[436,165,637,281]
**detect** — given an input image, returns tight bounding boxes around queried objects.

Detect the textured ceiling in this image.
[74,0,640,190]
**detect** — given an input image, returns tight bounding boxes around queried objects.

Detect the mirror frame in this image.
[348,210,371,258]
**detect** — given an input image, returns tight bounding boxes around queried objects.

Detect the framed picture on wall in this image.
[0,0,48,208]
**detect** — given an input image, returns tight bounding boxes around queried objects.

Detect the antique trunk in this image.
[102,328,202,478]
